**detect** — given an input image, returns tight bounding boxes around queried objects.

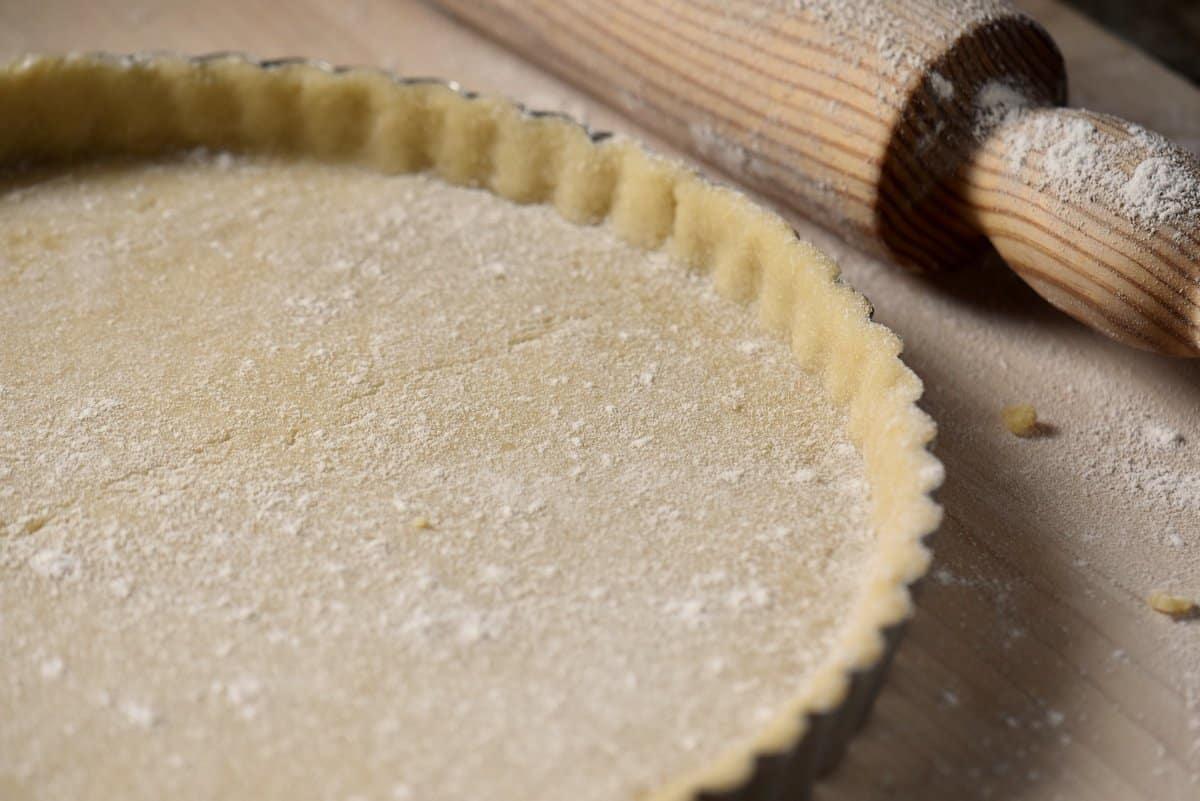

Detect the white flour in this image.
[976,80,1200,234]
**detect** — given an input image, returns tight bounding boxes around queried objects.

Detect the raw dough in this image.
[1,154,875,801]
[0,55,942,801]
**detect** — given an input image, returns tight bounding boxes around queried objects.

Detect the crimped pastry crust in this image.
[0,54,941,801]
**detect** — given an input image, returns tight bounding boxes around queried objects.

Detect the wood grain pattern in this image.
[2,1,1199,800]
[434,0,1200,357]
[966,108,1200,356]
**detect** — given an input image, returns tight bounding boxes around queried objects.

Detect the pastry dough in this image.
[0,55,941,801]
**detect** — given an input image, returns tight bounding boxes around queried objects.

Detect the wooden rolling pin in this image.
[433,0,1200,357]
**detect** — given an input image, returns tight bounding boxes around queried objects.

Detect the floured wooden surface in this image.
[0,1,1197,799]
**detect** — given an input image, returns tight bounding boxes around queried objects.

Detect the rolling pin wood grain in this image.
[434,0,1200,357]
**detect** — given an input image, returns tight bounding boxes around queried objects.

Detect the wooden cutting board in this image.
[2,2,1197,799]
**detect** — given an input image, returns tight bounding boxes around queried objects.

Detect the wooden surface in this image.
[2,1,1199,799]
[436,0,1200,358]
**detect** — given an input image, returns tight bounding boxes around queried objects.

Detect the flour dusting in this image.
[0,155,876,801]
[976,80,1200,234]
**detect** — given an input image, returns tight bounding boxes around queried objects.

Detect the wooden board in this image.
[2,2,1197,799]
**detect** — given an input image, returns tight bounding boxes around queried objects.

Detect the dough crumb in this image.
[1146,590,1197,619]
[410,516,433,531]
[1001,404,1039,437]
